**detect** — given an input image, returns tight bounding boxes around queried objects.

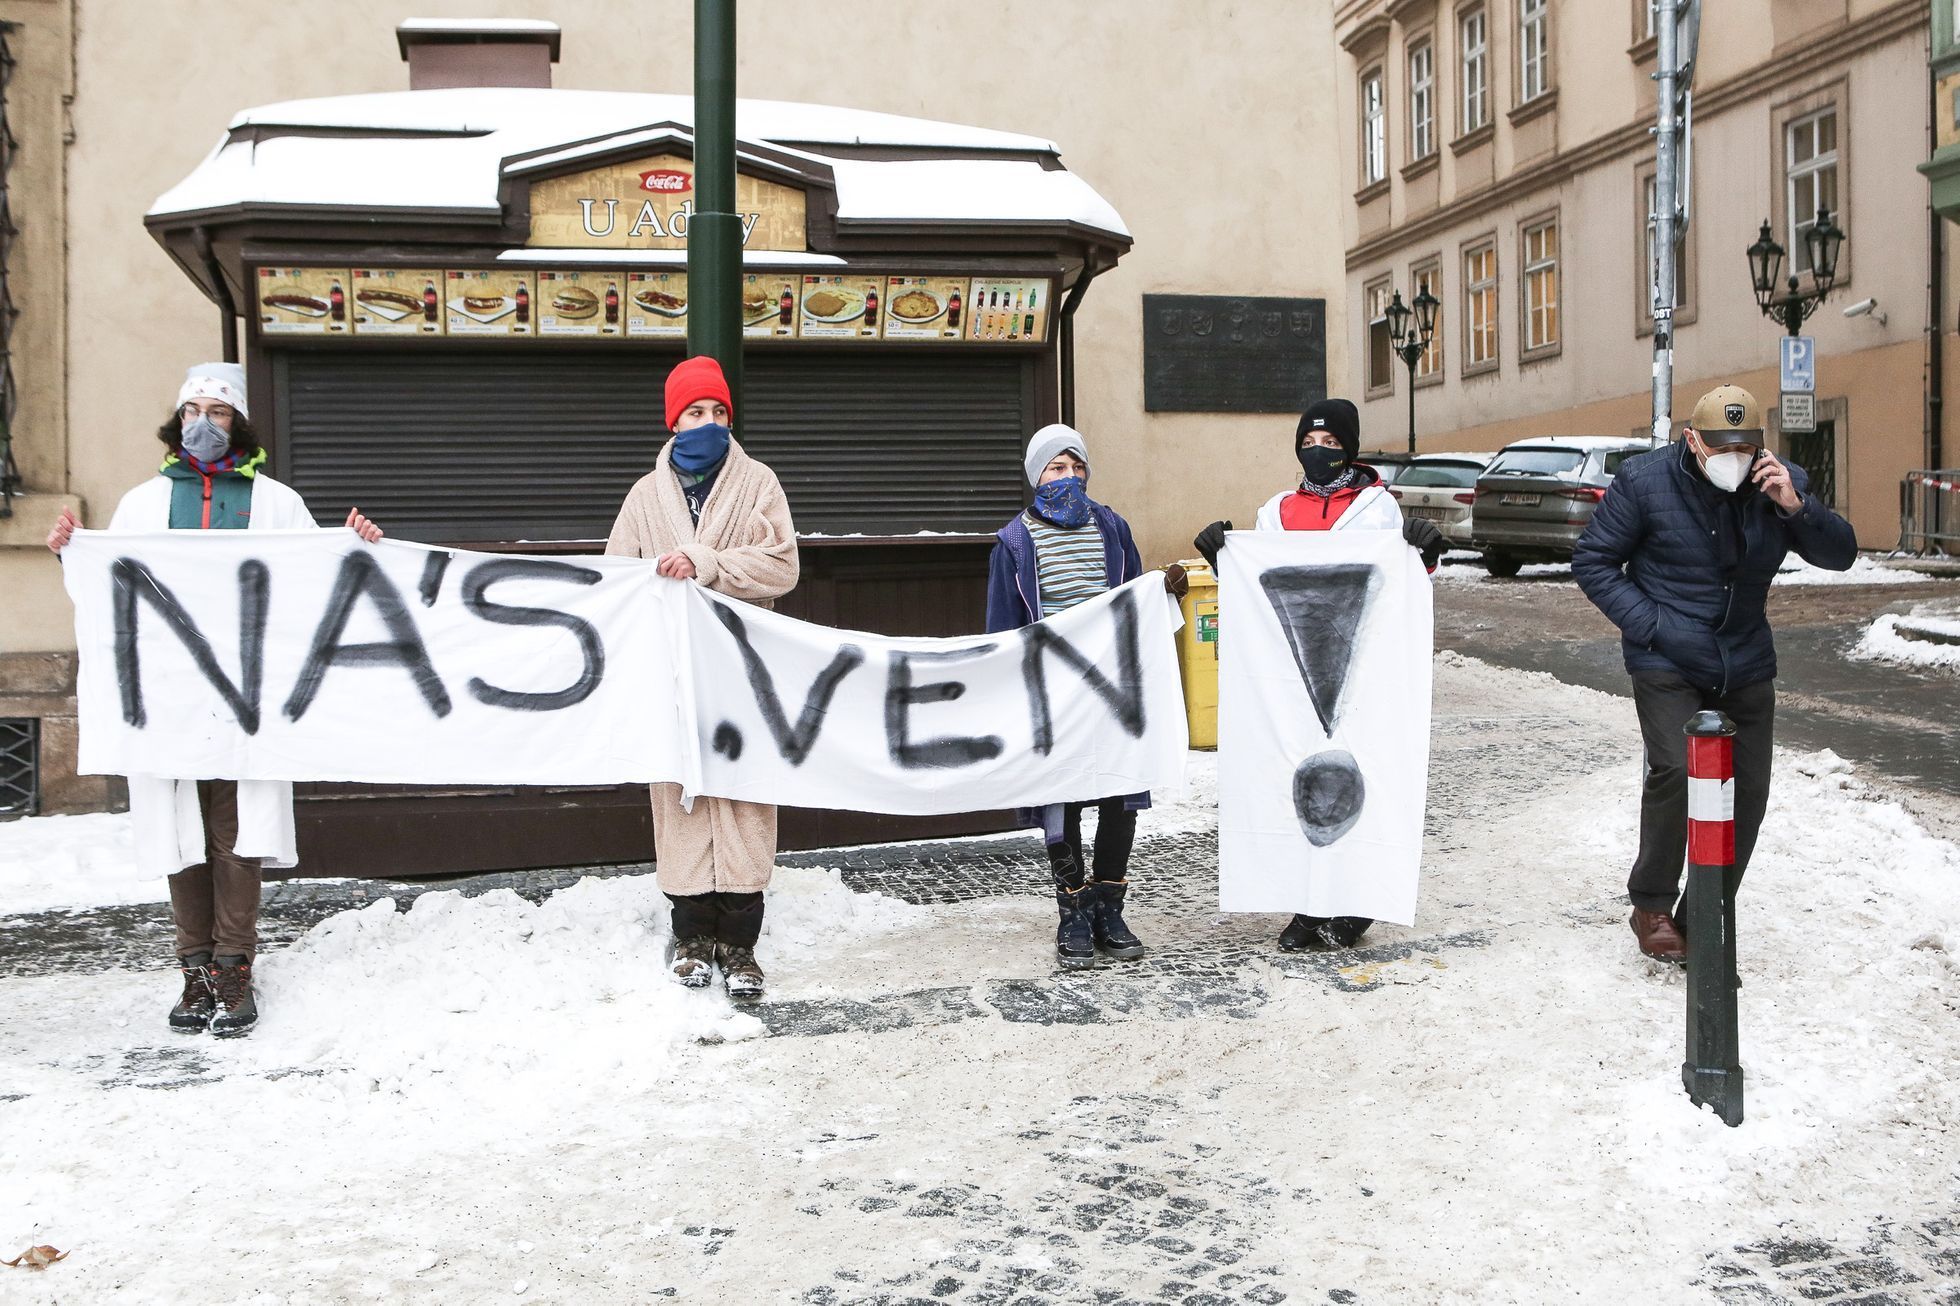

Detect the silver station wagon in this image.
[1470,436,1653,577]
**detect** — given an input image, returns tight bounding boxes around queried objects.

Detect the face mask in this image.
[1297,444,1351,488]
[1701,448,1755,493]
[1031,475,1092,528]
[180,415,231,464]
[670,421,730,475]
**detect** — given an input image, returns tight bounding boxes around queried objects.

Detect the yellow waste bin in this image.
[1174,559,1220,749]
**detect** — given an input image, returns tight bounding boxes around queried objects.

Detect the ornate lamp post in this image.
[1747,207,1845,336]
[1387,286,1440,455]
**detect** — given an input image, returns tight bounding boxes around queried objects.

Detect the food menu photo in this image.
[445,270,536,337]
[742,273,799,340]
[626,271,688,339]
[349,269,444,336]
[536,270,623,338]
[798,274,882,340]
[258,267,352,336]
[880,276,969,341]
[965,277,1050,343]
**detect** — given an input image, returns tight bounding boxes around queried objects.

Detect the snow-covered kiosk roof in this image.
[145,87,1131,308]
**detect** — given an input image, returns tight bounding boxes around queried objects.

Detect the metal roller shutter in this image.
[274,349,1031,543]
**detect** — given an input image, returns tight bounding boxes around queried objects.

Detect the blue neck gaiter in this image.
[1031,476,1093,528]
[670,422,731,477]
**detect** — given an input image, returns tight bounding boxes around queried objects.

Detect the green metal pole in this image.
[689,0,743,425]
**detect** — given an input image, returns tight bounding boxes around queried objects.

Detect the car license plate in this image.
[1499,492,1541,506]
[1407,506,1450,520]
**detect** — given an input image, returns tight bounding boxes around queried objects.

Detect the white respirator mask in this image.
[1701,450,1755,493]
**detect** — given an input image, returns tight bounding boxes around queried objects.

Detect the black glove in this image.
[1193,520,1231,569]
[1402,516,1445,570]
[1162,563,1190,598]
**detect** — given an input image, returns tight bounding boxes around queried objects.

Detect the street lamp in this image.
[1747,207,1846,336]
[1387,286,1440,455]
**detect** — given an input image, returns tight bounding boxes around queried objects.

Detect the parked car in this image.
[1385,452,1490,553]
[1355,450,1418,485]
[1471,436,1652,576]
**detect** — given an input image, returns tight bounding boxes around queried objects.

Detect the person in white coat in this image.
[1192,397,1442,953]
[47,361,381,1036]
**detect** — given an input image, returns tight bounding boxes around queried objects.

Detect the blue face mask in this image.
[180,415,231,464]
[1031,475,1092,528]
[670,421,730,476]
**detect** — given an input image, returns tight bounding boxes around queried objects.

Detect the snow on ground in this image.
[1,655,1956,1301]
[0,811,151,913]
[1850,609,1960,671]
[1432,559,1574,584]
[1774,553,1930,585]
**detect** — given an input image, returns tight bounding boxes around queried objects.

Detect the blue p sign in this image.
[1780,336,1815,393]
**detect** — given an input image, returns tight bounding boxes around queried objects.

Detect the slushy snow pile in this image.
[1774,554,1929,585]
[1850,609,1960,670]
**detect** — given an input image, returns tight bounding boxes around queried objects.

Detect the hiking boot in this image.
[1278,915,1327,952]
[1630,908,1686,964]
[168,952,215,1033]
[1090,880,1145,960]
[207,955,257,1038]
[1049,844,1096,970]
[1317,916,1373,949]
[670,938,715,988]
[716,944,764,1003]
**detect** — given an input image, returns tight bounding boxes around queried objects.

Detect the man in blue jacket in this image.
[1572,384,1857,962]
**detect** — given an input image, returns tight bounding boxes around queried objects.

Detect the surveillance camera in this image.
[1841,297,1885,324]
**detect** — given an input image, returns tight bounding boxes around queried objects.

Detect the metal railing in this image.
[0,23,19,518]
[1900,470,1959,555]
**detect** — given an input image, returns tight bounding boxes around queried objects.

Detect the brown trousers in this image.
[166,780,264,959]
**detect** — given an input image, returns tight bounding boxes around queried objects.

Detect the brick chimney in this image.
[397,18,561,90]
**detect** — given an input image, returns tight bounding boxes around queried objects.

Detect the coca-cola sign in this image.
[638,169,693,194]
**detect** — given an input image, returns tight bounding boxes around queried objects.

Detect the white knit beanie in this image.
[176,362,249,419]
[1023,423,1090,487]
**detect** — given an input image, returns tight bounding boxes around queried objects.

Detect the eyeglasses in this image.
[180,402,235,422]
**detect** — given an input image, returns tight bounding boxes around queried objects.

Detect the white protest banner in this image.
[62,530,697,788]
[686,574,1189,814]
[1216,530,1432,925]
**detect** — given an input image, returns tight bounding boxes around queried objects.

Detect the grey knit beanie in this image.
[1023,423,1091,486]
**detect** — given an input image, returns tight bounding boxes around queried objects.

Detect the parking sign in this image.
[1780,336,1815,393]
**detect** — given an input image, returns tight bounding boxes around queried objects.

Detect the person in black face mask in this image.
[1191,398,1443,952]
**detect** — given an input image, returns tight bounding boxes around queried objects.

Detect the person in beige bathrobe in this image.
[606,355,798,1001]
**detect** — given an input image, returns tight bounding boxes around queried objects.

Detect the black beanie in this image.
[1297,399,1360,460]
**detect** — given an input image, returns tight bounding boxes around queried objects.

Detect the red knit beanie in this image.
[664,355,734,430]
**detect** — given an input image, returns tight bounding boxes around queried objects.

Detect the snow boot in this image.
[207,955,257,1038]
[1090,880,1145,960]
[716,944,765,1003]
[168,952,215,1033]
[1278,915,1327,952]
[1048,844,1096,970]
[669,938,715,988]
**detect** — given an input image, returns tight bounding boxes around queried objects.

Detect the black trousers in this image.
[667,891,765,948]
[1628,670,1776,914]
[1047,799,1138,887]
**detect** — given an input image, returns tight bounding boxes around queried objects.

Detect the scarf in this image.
[670,422,731,477]
[1298,465,1361,498]
[181,447,252,477]
[1030,476,1093,529]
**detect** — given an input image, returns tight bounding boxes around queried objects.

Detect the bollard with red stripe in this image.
[1681,709,1744,1126]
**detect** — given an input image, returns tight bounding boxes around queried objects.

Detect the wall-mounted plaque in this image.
[1142,295,1326,413]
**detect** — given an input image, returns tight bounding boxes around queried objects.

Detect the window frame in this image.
[1769,79,1852,292]
[1459,5,1490,136]
[1518,210,1561,363]
[1360,64,1388,188]
[1460,234,1499,378]
[1364,273,1397,398]
[1408,38,1437,162]
[1410,257,1444,385]
[1517,0,1551,106]
[1634,159,1697,337]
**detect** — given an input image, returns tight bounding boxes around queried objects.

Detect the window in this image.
[1412,262,1443,380]
[1786,108,1838,275]
[1522,217,1559,355]
[1366,277,1395,394]
[1461,8,1489,133]
[1643,0,1658,39]
[1398,463,1480,488]
[1409,41,1436,160]
[1519,0,1550,103]
[1463,241,1497,371]
[1361,68,1386,186]
[1486,448,1584,476]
